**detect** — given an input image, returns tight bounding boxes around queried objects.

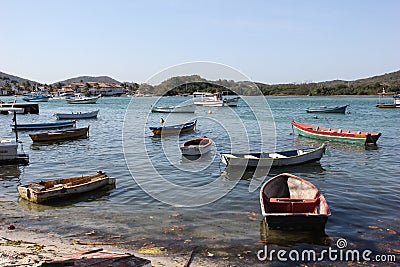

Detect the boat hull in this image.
[221,144,325,168]
[180,137,213,156]
[151,104,195,113]
[66,96,99,104]
[18,171,115,203]
[29,126,89,142]
[0,139,29,165]
[306,105,348,113]
[150,120,196,136]
[55,110,99,119]
[11,121,76,130]
[291,120,381,145]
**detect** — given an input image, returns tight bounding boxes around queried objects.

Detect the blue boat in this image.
[22,93,51,102]
[11,120,76,130]
[306,104,348,113]
[149,120,197,136]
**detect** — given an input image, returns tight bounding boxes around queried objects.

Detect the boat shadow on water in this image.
[18,185,115,212]
[221,163,326,181]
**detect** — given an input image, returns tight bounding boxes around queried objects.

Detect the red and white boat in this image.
[260,173,330,231]
[180,136,213,156]
[291,120,381,145]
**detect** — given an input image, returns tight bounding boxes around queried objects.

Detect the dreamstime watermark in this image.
[257,238,397,263]
[122,61,276,207]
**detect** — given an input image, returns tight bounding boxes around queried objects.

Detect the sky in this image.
[1,0,399,85]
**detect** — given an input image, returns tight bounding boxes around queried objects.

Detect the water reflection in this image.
[260,218,331,246]
[0,165,22,180]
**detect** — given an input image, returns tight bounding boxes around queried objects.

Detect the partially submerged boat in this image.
[149,120,197,136]
[260,173,330,230]
[180,136,213,156]
[291,120,381,145]
[11,120,76,130]
[0,139,29,165]
[29,126,89,142]
[221,144,326,168]
[151,103,195,113]
[55,110,99,119]
[18,171,115,203]
[306,105,348,113]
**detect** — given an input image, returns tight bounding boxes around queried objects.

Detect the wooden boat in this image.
[221,144,326,168]
[306,104,348,113]
[11,120,76,130]
[150,120,197,136]
[17,171,115,203]
[180,136,213,156]
[22,93,50,102]
[55,110,99,119]
[260,173,330,230]
[151,103,195,113]
[29,126,89,142]
[66,93,99,104]
[43,248,151,267]
[0,139,29,165]
[291,120,381,145]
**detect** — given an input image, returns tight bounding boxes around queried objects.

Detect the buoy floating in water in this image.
[160,118,164,123]
[208,110,212,114]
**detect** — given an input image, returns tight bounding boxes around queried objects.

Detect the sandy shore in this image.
[0,227,231,267]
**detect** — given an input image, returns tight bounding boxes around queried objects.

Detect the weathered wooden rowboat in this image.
[149,120,197,136]
[29,126,89,142]
[11,120,76,130]
[55,110,99,120]
[291,120,381,145]
[18,171,115,203]
[306,104,348,113]
[260,173,330,230]
[151,103,195,113]
[180,136,213,156]
[221,144,326,168]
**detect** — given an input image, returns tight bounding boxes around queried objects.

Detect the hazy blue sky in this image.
[1,0,399,84]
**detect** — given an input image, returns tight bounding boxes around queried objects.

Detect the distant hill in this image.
[0,71,39,84]
[55,76,122,85]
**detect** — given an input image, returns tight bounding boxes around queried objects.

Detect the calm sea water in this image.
[1,95,399,264]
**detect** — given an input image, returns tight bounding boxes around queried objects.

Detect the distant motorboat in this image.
[151,103,195,113]
[55,110,99,120]
[376,90,400,108]
[180,136,213,156]
[22,93,50,102]
[306,105,349,113]
[51,92,74,100]
[66,93,99,104]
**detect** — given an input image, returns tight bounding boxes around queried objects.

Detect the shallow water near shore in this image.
[1,95,399,264]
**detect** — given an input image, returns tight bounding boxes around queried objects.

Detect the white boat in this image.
[51,92,74,100]
[0,107,24,115]
[180,136,214,156]
[151,103,195,113]
[66,93,99,104]
[0,139,29,165]
[55,110,99,120]
[220,144,326,168]
[193,92,224,107]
